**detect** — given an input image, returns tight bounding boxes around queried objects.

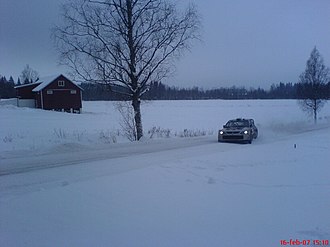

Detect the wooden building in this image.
[15,74,83,113]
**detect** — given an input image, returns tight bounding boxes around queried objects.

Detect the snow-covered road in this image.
[0,135,244,196]
[0,136,220,176]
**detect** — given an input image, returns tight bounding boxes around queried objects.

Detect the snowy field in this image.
[1,99,330,246]
[1,99,330,154]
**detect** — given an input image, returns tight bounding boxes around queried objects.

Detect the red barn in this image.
[15,74,83,113]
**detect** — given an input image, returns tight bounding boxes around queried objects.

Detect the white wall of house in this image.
[17,99,35,108]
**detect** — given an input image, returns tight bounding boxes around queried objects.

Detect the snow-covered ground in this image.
[1,99,330,154]
[1,100,330,246]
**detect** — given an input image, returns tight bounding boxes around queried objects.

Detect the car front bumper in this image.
[218,131,251,142]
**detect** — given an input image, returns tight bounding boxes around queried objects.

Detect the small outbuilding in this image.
[15,74,83,113]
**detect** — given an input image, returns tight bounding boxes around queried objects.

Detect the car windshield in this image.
[225,120,249,128]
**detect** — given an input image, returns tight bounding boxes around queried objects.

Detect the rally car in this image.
[218,118,258,144]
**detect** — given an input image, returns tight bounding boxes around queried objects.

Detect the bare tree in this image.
[297,47,330,123]
[20,64,39,84]
[52,0,200,140]
[115,101,137,141]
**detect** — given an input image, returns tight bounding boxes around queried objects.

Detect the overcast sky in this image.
[1,0,330,89]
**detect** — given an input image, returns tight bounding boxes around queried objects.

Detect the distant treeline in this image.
[0,76,16,99]
[1,75,329,100]
[81,81,330,101]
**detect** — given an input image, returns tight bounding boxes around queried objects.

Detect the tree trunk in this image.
[132,96,143,140]
[126,0,143,140]
[313,99,317,124]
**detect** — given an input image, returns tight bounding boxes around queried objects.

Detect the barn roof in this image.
[32,74,83,92]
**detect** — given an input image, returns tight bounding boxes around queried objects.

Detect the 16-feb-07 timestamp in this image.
[280,239,329,246]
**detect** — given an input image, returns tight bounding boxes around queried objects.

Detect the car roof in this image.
[229,118,253,121]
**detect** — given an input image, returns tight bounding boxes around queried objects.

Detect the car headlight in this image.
[244,130,249,135]
[219,131,224,135]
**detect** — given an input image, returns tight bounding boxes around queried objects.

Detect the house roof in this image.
[14,82,41,89]
[32,74,83,92]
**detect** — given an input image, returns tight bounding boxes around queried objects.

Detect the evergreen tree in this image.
[0,75,16,99]
[9,76,15,84]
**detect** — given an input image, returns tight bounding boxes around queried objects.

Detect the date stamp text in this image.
[280,239,329,246]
